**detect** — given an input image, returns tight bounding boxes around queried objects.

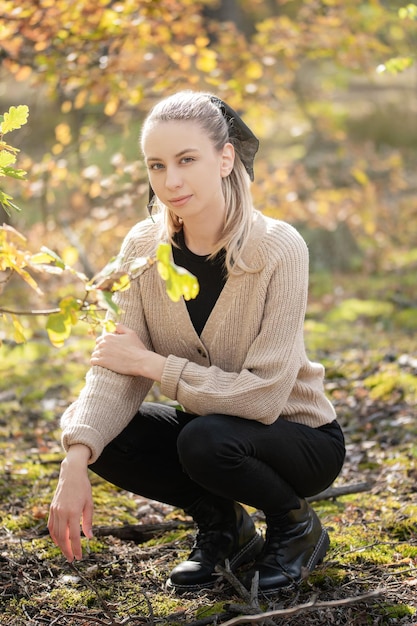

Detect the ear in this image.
[220,142,235,178]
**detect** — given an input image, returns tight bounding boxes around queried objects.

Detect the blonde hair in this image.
[140,91,256,275]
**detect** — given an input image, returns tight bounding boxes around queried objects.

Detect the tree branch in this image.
[0,306,62,316]
[219,589,385,626]
[307,481,373,502]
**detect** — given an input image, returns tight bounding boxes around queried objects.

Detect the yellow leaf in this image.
[104,319,116,333]
[111,274,130,292]
[11,314,26,343]
[104,97,119,117]
[61,101,72,113]
[246,61,263,80]
[30,251,57,265]
[55,123,72,146]
[196,49,217,73]
[89,181,102,198]
[14,66,32,82]
[156,243,199,302]
[74,90,88,109]
[351,167,369,186]
[12,265,43,294]
[0,150,16,168]
[61,245,79,266]
[0,105,29,135]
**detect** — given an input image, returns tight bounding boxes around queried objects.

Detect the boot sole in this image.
[258,528,330,596]
[166,530,264,593]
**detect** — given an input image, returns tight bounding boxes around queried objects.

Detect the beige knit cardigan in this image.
[61,210,336,463]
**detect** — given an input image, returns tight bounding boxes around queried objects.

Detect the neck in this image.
[181,212,225,256]
[182,226,221,256]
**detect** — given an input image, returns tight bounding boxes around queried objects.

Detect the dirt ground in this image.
[1,346,417,625]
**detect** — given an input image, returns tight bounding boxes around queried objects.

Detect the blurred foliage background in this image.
[0,0,417,342]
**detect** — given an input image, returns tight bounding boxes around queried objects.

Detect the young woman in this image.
[48,91,345,595]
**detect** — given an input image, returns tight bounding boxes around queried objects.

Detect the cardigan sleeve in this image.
[160,227,321,424]
[60,226,156,463]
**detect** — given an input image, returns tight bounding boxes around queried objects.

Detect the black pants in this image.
[90,402,345,515]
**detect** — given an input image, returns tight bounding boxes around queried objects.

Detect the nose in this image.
[165,166,183,191]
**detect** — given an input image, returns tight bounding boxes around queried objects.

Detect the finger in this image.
[90,351,99,365]
[47,510,57,544]
[50,510,76,562]
[82,500,94,540]
[68,518,83,561]
[115,323,130,334]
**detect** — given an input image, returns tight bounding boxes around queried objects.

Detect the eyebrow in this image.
[146,148,199,162]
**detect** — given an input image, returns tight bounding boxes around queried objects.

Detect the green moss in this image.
[308,564,347,586]
[195,601,227,619]
[47,587,97,609]
[387,518,417,541]
[146,526,191,548]
[381,603,416,619]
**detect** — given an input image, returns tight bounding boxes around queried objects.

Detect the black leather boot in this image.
[242,499,329,594]
[167,496,264,592]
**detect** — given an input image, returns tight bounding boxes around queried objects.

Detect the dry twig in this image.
[218,589,385,626]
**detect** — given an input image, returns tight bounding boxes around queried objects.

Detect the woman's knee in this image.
[177,415,230,473]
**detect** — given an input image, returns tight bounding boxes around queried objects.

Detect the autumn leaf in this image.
[46,296,80,347]
[0,150,16,169]
[0,105,29,135]
[156,242,199,302]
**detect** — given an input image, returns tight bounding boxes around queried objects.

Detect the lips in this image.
[169,195,192,207]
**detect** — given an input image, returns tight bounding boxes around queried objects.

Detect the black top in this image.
[173,229,227,336]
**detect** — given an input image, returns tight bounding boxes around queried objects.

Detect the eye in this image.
[148,162,164,171]
[180,156,195,164]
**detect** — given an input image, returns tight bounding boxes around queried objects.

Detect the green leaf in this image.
[0,105,29,135]
[39,246,66,269]
[0,166,27,180]
[0,190,20,216]
[45,297,80,347]
[156,242,199,302]
[46,311,73,347]
[0,150,16,168]
[97,289,122,315]
[379,56,414,74]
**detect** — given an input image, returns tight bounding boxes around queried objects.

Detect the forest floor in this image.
[1,275,417,626]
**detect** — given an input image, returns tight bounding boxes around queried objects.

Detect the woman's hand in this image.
[48,444,94,562]
[90,323,166,381]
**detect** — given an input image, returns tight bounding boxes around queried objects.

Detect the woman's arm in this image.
[48,444,94,561]
[90,323,166,381]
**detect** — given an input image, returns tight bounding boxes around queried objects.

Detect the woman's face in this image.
[143,120,234,223]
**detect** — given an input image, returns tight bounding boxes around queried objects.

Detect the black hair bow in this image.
[210,96,259,182]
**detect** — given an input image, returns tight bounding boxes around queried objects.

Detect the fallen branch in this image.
[219,588,385,626]
[94,519,194,543]
[307,481,372,502]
